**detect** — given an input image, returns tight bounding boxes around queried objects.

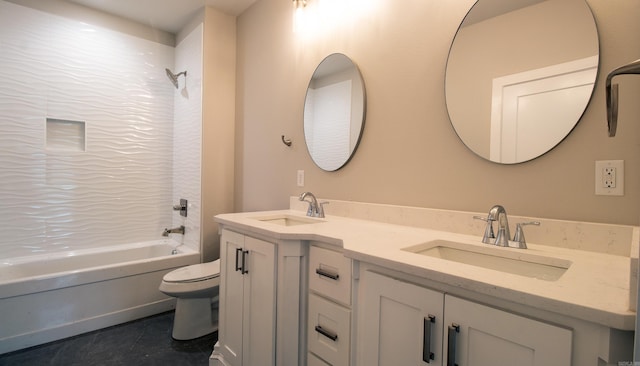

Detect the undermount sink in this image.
[402,240,572,281]
[252,214,324,226]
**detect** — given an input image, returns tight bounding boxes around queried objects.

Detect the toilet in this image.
[159,259,221,340]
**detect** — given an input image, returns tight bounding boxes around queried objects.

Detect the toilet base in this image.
[172,297,218,340]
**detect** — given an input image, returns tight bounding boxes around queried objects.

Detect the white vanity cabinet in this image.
[213,229,276,366]
[357,270,572,366]
[357,270,445,366]
[444,295,572,366]
[211,228,307,366]
[307,244,353,366]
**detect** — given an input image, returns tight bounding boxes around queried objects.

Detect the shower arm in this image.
[606,59,640,137]
[165,68,188,89]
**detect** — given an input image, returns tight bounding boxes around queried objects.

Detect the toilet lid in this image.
[163,259,220,283]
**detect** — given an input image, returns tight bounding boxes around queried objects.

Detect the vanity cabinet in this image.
[211,227,307,366]
[444,295,572,366]
[357,270,572,366]
[307,244,353,366]
[213,229,276,366]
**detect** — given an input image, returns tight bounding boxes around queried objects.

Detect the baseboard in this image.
[0,299,176,354]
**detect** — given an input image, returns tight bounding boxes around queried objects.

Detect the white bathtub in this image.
[0,240,200,354]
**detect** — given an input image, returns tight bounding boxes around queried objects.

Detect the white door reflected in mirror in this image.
[489,56,597,163]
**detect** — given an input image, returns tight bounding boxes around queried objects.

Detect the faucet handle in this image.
[317,201,329,218]
[513,221,540,249]
[473,215,495,244]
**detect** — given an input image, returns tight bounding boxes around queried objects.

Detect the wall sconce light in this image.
[293,0,307,9]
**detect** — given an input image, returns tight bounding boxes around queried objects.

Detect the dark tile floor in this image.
[0,311,217,366]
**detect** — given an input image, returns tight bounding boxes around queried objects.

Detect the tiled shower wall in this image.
[172,25,203,256]
[0,1,202,259]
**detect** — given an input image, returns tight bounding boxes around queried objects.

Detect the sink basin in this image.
[402,240,571,281]
[252,214,324,226]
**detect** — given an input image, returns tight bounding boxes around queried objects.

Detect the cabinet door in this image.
[218,229,245,365]
[357,270,445,366]
[443,295,571,366]
[242,235,276,366]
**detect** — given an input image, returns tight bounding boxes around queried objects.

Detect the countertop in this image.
[215,209,635,330]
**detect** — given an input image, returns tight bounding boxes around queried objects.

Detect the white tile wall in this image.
[172,24,203,253]
[0,1,201,258]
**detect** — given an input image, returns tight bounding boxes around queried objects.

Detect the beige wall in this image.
[235,0,640,226]
[201,7,236,261]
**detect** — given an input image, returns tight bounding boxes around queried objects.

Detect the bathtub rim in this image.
[0,240,200,300]
[1,238,192,266]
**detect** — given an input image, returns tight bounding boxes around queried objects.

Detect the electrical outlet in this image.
[595,160,624,196]
[603,167,616,188]
[297,170,305,187]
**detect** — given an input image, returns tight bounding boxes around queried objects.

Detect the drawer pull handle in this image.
[315,268,339,280]
[235,248,242,272]
[423,314,436,362]
[241,250,249,274]
[447,323,460,366]
[314,325,338,341]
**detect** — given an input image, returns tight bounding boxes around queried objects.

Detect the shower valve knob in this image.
[173,199,188,217]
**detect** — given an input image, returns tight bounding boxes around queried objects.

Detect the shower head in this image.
[165,68,187,89]
[606,59,640,137]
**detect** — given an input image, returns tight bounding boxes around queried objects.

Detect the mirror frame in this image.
[303,53,367,171]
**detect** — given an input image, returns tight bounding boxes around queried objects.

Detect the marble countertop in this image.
[215,209,635,330]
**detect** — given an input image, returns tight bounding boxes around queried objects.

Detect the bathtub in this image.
[0,240,200,354]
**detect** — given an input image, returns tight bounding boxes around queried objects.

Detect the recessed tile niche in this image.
[46,118,86,152]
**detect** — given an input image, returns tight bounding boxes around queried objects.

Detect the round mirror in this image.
[445,0,599,164]
[304,53,366,171]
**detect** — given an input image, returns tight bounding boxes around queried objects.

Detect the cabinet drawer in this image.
[308,293,351,366]
[309,245,352,305]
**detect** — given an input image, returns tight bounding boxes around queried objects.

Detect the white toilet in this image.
[159,259,221,340]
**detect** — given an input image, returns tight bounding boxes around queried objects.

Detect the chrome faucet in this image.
[163,225,185,237]
[489,205,510,247]
[474,205,510,247]
[299,192,327,218]
[474,205,540,249]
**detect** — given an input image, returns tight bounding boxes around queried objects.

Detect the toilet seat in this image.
[163,260,220,283]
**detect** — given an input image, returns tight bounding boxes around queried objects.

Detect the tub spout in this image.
[163,225,185,236]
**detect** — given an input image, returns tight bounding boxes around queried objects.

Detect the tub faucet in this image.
[163,225,185,237]
[299,192,327,218]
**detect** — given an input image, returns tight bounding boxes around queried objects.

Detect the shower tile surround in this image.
[0,1,202,258]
